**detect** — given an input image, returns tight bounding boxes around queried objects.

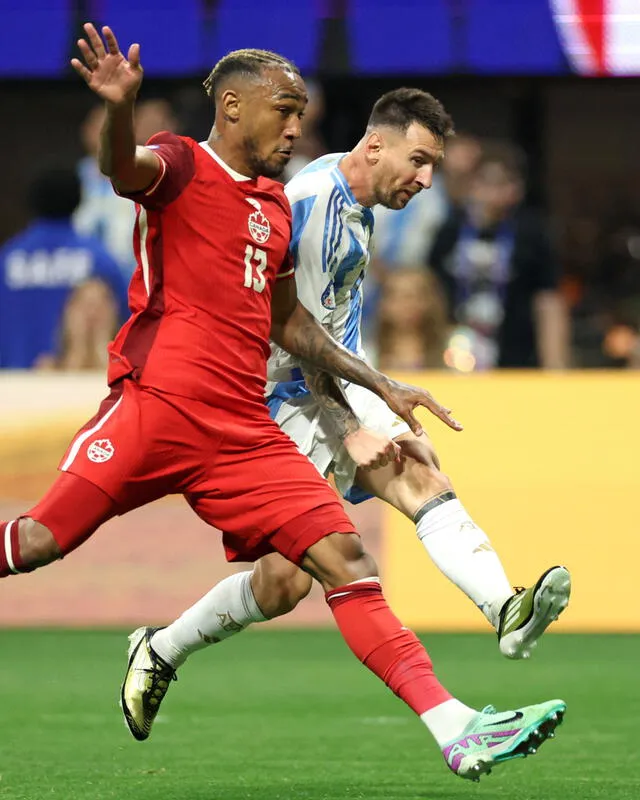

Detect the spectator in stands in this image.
[428,142,569,370]
[0,165,127,370]
[440,133,483,213]
[73,99,178,280]
[375,267,449,371]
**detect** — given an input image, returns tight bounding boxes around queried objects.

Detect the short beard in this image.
[244,136,285,180]
[375,186,398,210]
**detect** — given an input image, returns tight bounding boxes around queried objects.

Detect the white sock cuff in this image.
[239,571,268,623]
[414,491,458,524]
[345,576,381,587]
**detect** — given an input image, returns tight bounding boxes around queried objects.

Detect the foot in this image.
[120,626,176,741]
[442,699,566,781]
[498,566,571,659]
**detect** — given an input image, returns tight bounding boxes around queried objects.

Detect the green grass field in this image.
[0,630,636,800]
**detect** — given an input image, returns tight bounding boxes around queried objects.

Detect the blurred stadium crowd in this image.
[1,79,639,373]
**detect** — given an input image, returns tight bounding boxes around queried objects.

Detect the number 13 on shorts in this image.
[244,245,267,293]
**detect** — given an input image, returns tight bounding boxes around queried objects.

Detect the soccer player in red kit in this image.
[0,24,565,782]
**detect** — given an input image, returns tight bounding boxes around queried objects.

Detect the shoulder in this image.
[145,132,197,174]
[285,161,342,213]
[146,132,196,151]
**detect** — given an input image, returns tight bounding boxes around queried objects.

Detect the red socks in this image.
[326,580,451,716]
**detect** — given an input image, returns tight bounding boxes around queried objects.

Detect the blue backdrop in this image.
[0,0,573,77]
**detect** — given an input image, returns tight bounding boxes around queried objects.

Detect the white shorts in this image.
[269,383,411,503]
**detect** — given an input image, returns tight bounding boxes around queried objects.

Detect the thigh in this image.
[58,380,196,510]
[27,470,119,553]
[186,424,356,565]
[331,383,413,503]
[344,382,412,439]
[272,396,335,479]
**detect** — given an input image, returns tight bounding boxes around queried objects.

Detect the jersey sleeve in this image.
[114,132,195,211]
[285,185,333,324]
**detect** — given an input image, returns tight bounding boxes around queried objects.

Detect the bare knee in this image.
[301,533,378,591]
[407,460,453,500]
[19,518,60,569]
[251,554,312,619]
[390,437,454,517]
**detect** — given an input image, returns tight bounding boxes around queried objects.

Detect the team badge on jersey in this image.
[321,282,336,310]
[246,198,271,244]
[87,438,115,463]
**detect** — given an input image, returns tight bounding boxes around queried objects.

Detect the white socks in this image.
[420,699,479,746]
[151,571,266,668]
[415,493,513,628]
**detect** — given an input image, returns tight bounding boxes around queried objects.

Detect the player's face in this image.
[372,123,444,210]
[240,69,308,179]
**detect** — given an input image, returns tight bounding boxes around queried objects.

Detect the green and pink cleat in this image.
[442,699,566,781]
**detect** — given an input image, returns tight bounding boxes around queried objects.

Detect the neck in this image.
[339,143,376,206]
[207,127,255,178]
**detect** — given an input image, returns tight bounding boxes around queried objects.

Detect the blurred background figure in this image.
[440,133,483,213]
[429,142,569,371]
[375,267,449,371]
[73,99,178,281]
[283,79,327,181]
[0,165,126,370]
[571,217,640,368]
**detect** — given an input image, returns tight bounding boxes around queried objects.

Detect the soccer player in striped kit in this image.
[122,82,569,780]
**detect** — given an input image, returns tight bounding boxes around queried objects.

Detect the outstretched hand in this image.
[71,23,142,104]
[381,379,463,436]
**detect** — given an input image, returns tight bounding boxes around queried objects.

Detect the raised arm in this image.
[71,23,160,193]
[271,276,462,436]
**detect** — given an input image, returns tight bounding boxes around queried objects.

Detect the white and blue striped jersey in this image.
[266,153,374,401]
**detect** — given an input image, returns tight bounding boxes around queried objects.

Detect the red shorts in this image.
[52,379,355,563]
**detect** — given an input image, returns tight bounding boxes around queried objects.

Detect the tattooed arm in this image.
[301,363,360,440]
[271,277,463,436]
[301,362,401,469]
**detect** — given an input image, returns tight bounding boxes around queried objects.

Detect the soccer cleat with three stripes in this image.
[442,699,566,781]
[120,626,176,741]
[498,566,571,659]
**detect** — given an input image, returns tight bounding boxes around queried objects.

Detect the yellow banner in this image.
[382,371,640,632]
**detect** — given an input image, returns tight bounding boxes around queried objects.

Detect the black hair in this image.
[367,87,454,141]
[203,48,300,98]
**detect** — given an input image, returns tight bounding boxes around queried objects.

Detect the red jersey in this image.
[108,133,295,416]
